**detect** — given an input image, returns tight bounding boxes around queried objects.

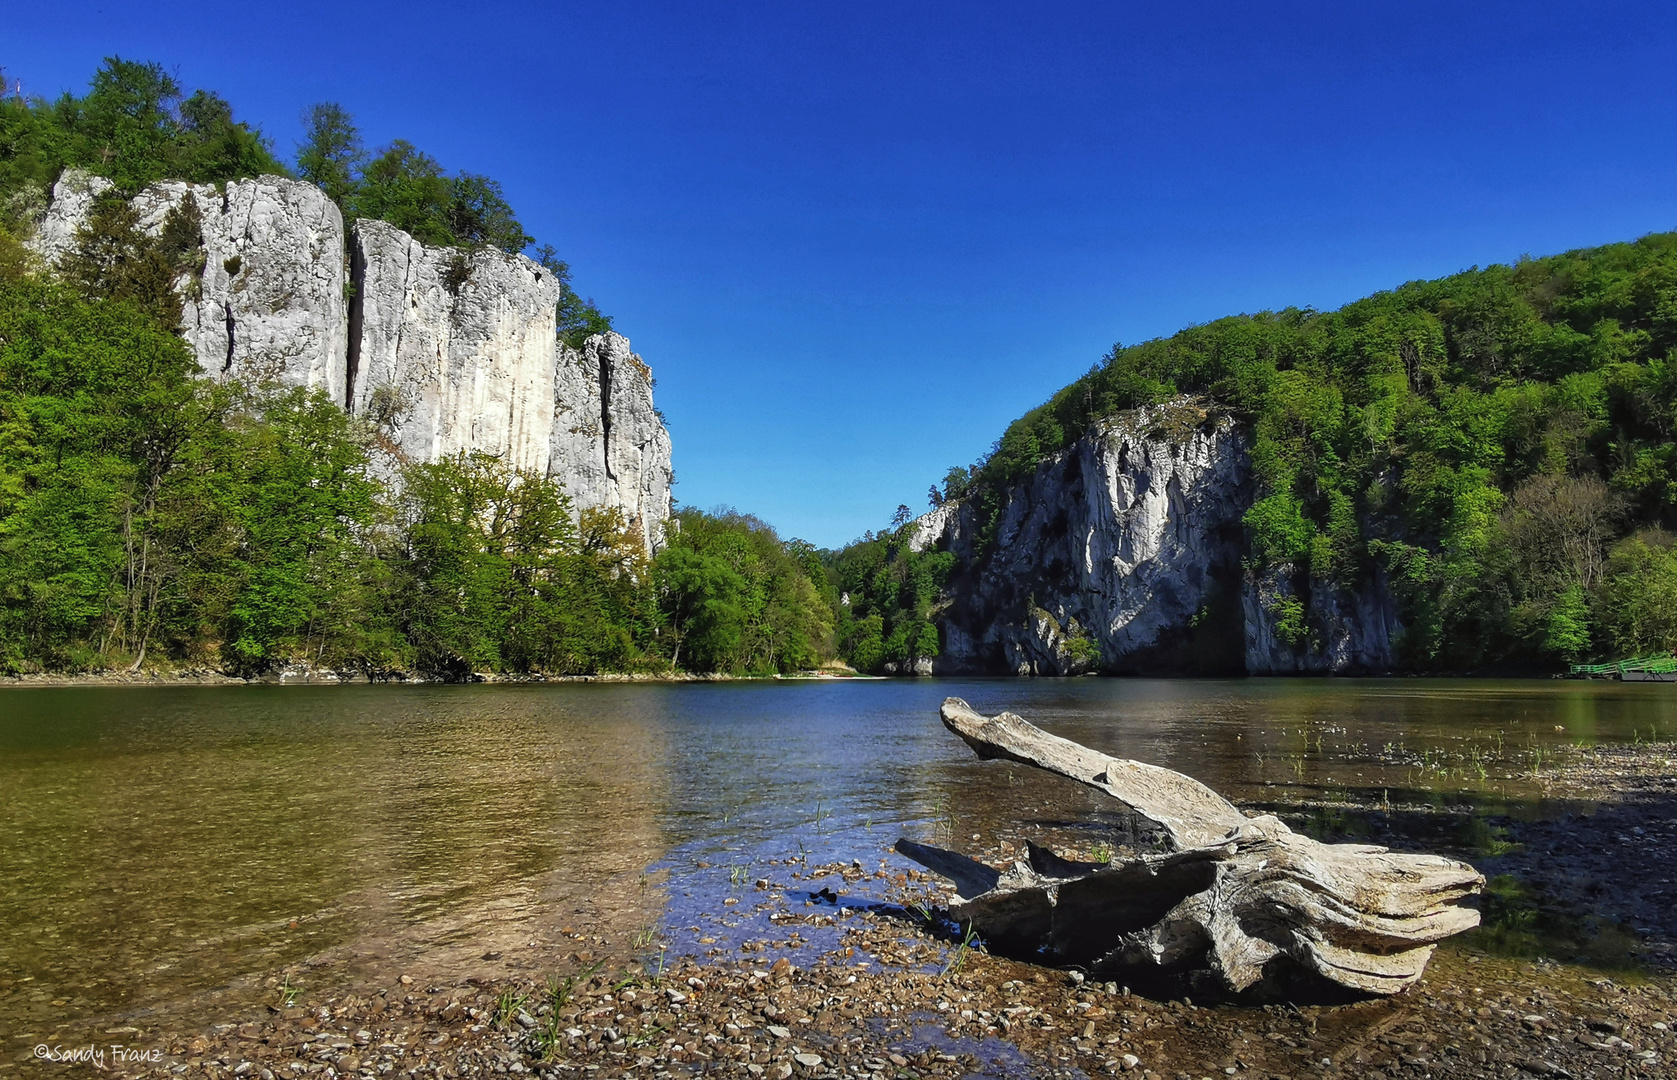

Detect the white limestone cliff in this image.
[914,397,1401,675]
[32,170,675,552]
[349,218,560,475]
[33,170,348,400]
[28,169,113,265]
[549,333,674,554]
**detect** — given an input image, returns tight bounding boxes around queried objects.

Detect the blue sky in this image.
[10,1,1677,548]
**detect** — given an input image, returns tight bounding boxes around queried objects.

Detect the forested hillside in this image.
[0,59,837,677]
[836,234,1677,673]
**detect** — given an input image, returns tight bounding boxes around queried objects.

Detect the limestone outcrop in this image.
[918,400,1252,675]
[30,170,674,551]
[349,219,560,475]
[549,333,675,554]
[34,170,349,400]
[914,398,1400,675]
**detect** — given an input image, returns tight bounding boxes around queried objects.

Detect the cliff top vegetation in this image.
[0,57,613,347]
[837,232,1677,673]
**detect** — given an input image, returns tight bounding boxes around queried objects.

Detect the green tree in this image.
[295,102,365,208]
[349,140,455,245]
[1595,532,1677,657]
[534,244,616,348]
[223,389,388,673]
[447,173,531,254]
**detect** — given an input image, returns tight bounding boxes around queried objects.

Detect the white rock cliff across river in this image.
[31,170,673,553]
[910,399,1401,675]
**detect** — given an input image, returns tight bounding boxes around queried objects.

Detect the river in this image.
[2,677,1672,1045]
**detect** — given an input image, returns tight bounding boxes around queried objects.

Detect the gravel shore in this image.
[13,741,1675,1080]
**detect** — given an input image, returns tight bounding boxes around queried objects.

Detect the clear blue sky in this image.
[10,2,1677,548]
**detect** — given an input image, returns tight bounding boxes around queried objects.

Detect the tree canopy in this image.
[841,233,1677,671]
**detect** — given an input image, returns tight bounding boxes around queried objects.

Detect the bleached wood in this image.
[897,698,1484,998]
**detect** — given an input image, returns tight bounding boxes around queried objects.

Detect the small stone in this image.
[794,1053,822,1068]
[1121,1054,1141,1070]
[767,1025,791,1039]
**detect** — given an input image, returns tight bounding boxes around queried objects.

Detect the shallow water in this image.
[1,677,1672,1041]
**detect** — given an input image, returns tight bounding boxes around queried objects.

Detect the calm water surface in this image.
[2,678,1673,1040]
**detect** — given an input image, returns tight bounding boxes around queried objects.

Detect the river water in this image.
[2,677,1673,1044]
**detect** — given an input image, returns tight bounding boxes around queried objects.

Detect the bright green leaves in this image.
[922,227,1677,670]
[0,57,284,196]
[652,508,834,674]
[223,390,385,672]
[1243,494,1313,568]
[829,523,953,674]
[1594,531,1677,657]
[394,453,658,677]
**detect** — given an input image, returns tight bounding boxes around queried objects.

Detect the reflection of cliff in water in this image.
[0,686,671,1037]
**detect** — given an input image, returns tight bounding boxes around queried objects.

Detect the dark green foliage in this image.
[535,245,616,348]
[829,525,953,674]
[59,193,204,329]
[0,64,694,677]
[447,174,532,254]
[301,111,533,255]
[652,508,834,673]
[294,102,364,208]
[349,140,456,246]
[868,233,1677,670]
[0,57,284,195]
[0,275,197,668]
[0,273,686,676]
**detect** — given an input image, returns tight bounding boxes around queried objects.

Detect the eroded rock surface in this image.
[919,400,1251,675]
[916,398,1402,675]
[549,333,674,554]
[31,171,675,550]
[350,218,560,475]
[34,170,349,400]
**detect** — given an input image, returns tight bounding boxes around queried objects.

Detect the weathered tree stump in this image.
[896,698,1483,1000]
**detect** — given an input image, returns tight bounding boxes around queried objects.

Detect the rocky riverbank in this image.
[14,742,1675,1080]
[0,667,865,688]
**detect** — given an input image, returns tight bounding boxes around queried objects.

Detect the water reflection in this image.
[0,678,1671,1038]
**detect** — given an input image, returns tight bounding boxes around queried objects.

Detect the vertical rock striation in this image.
[549,332,674,555]
[33,170,349,400]
[917,398,1401,675]
[349,218,560,474]
[31,170,674,551]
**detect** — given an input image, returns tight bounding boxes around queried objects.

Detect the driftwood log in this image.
[895,698,1483,1000]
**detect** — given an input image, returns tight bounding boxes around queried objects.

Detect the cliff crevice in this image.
[31,169,673,553]
[913,398,1401,675]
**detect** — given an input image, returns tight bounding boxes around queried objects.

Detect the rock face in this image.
[915,398,1399,675]
[1241,567,1404,674]
[34,171,349,400]
[350,219,560,475]
[30,170,674,551]
[29,169,114,265]
[549,333,674,554]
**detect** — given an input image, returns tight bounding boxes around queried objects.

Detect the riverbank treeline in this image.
[835,232,1677,673]
[0,270,836,676]
[0,60,838,678]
